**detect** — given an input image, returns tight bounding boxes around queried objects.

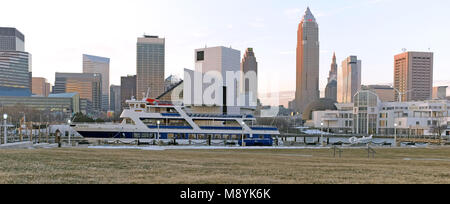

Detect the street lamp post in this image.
[68,119,71,146]
[394,123,398,147]
[241,121,245,147]
[321,122,324,147]
[3,114,7,144]
[157,120,160,145]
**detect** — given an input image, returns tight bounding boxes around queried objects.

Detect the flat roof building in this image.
[110,85,121,115]
[136,35,165,99]
[32,77,51,97]
[363,85,395,102]
[120,75,136,111]
[394,51,433,102]
[192,46,242,115]
[54,73,102,113]
[433,86,448,100]
[337,56,361,103]
[0,93,80,122]
[83,54,110,112]
[0,27,25,52]
[0,27,32,97]
[310,90,450,136]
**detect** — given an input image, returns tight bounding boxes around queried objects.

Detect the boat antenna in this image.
[145,87,151,99]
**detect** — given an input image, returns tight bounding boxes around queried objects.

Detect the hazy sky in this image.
[2,0,450,95]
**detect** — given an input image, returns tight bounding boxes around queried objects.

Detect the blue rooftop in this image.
[48,93,79,98]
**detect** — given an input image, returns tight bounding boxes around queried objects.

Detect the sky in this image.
[2,0,450,97]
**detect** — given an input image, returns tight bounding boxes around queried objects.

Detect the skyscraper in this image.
[0,27,25,52]
[136,35,165,99]
[325,53,338,101]
[110,85,121,114]
[241,48,258,107]
[54,73,102,113]
[120,75,136,111]
[394,51,433,102]
[325,81,337,101]
[328,52,337,83]
[337,56,362,103]
[0,27,32,96]
[294,7,320,113]
[83,54,110,112]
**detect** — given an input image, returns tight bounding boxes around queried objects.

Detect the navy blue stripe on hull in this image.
[77,131,133,139]
[77,131,273,146]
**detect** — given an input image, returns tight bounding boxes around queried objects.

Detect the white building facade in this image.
[311,90,450,136]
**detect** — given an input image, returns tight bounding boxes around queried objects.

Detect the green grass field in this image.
[1,147,450,184]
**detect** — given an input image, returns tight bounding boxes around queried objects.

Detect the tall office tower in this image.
[325,53,338,101]
[83,54,110,112]
[110,85,121,114]
[0,27,32,96]
[32,77,51,97]
[0,27,25,52]
[328,52,337,83]
[241,48,258,107]
[294,7,320,113]
[432,86,447,100]
[394,51,434,102]
[136,35,165,99]
[337,56,362,103]
[120,75,136,110]
[325,81,337,101]
[54,73,102,112]
[193,46,241,114]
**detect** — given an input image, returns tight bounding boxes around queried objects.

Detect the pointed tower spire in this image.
[302,7,316,22]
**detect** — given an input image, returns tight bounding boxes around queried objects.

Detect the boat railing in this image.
[72,122,121,125]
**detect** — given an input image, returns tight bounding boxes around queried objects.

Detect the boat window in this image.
[193,119,240,127]
[123,118,135,125]
[140,104,146,109]
[133,133,141,139]
[141,118,190,127]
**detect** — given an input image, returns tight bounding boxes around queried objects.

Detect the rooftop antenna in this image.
[145,87,151,99]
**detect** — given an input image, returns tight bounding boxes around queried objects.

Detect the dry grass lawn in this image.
[1,147,450,184]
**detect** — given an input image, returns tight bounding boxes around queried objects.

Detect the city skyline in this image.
[1,0,450,98]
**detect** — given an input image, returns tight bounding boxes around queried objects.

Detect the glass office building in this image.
[136,35,165,99]
[54,73,102,113]
[83,54,110,112]
[0,51,32,96]
[0,27,31,96]
[0,27,25,52]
